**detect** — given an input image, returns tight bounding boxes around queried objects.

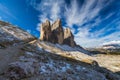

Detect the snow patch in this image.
[26,52,34,56]
[44,49,51,53]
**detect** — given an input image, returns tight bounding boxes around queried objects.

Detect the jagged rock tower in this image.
[51,19,64,44]
[40,20,51,41]
[40,19,76,47]
[63,28,76,47]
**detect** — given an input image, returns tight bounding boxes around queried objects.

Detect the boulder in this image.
[63,28,76,47]
[40,20,51,41]
[51,19,64,44]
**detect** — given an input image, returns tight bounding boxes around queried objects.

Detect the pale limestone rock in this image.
[40,20,51,41]
[39,19,76,47]
[63,28,76,47]
[51,19,64,44]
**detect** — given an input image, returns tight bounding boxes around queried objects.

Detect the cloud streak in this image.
[102,40,120,45]
[28,0,120,47]
[30,0,65,23]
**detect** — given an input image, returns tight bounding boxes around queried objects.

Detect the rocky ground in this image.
[0,20,120,80]
[93,54,120,73]
[0,40,120,80]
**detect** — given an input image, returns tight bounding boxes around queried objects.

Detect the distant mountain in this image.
[88,41,120,55]
[101,41,120,50]
[0,20,120,80]
[102,44,120,50]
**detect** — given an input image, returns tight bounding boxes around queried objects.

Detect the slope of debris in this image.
[0,40,119,80]
[0,21,35,48]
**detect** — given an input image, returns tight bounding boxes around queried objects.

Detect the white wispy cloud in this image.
[75,30,120,48]
[36,23,41,31]
[26,29,31,33]
[27,0,65,31]
[28,0,120,48]
[64,0,113,27]
[102,40,120,45]
[33,0,64,23]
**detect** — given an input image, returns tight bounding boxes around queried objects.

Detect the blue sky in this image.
[0,0,120,47]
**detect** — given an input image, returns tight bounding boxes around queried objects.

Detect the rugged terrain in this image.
[0,20,120,80]
[87,42,120,55]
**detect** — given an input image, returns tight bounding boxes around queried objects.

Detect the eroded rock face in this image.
[40,20,51,41]
[63,28,76,47]
[51,19,64,44]
[39,19,76,47]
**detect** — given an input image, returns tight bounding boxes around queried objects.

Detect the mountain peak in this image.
[40,19,76,47]
[51,19,62,31]
[56,18,61,23]
[45,20,50,25]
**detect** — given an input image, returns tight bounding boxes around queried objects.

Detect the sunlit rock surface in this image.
[39,19,76,47]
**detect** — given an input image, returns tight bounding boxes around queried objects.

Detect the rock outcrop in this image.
[40,19,76,47]
[63,28,76,47]
[40,20,51,41]
[51,19,64,44]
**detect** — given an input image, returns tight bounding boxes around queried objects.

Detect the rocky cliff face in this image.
[64,28,76,47]
[40,20,51,41]
[40,19,76,47]
[51,19,64,44]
